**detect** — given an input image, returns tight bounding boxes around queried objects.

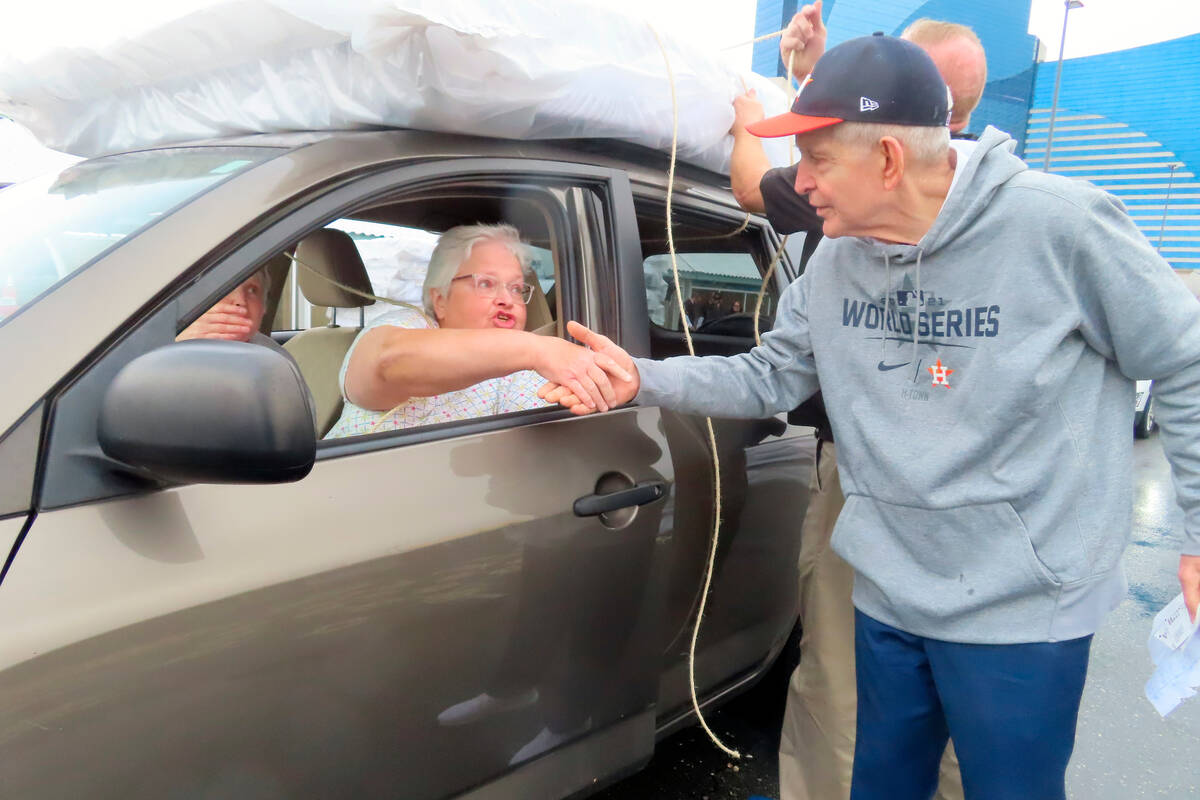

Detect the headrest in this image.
[294,228,376,309]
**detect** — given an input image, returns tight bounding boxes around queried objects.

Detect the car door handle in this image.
[573,481,666,517]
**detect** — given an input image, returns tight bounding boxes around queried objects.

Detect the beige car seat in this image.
[525,279,554,336]
[283,229,375,437]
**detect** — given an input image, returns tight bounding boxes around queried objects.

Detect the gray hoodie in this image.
[635,126,1200,644]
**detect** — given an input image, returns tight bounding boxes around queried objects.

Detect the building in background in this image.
[752,1,1199,271]
[1026,33,1200,269]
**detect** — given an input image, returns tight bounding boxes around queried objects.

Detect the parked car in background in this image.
[1135,379,1157,438]
[0,130,815,799]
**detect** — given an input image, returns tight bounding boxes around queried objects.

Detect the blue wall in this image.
[753,0,1039,151]
[1028,33,1200,267]
[752,1,1200,268]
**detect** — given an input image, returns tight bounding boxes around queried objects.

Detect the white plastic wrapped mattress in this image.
[0,0,792,174]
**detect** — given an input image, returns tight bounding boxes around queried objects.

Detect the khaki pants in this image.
[778,442,963,800]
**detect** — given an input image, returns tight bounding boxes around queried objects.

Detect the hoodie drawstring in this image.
[912,249,923,367]
[880,248,924,368]
[882,252,892,362]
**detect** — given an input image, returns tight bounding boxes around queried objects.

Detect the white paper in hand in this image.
[1144,592,1200,717]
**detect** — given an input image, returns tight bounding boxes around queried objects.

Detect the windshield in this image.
[0,147,280,328]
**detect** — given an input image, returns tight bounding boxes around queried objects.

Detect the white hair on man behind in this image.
[422,223,534,318]
[828,122,950,166]
[901,19,987,127]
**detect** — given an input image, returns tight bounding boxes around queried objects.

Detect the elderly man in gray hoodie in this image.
[541,33,1200,800]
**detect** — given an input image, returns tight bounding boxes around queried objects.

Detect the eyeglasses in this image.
[451,273,535,304]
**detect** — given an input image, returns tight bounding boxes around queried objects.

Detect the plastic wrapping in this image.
[0,0,792,174]
[0,119,80,184]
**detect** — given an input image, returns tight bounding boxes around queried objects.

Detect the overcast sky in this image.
[3,1,1199,70]
[1028,0,1200,60]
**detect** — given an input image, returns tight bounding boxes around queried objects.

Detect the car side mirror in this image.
[98,340,316,484]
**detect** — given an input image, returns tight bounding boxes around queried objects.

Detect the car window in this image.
[271,219,441,332]
[0,147,279,329]
[644,251,776,333]
[272,222,557,334]
[233,184,571,442]
[634,200,784,360]
[530,244,555,294]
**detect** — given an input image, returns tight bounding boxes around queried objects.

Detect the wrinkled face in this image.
[224,274,266,339]
[430,239,528,331]
[793,128,884,240]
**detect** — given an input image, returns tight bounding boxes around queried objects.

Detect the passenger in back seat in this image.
[324,223,630,437]
[176,268,294,365]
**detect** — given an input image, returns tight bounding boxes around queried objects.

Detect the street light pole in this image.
[1158,162,1181,252]
[1043,0,1084,172]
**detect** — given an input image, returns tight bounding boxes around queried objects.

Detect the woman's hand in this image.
[176,301,256,342]
[532,325,633,412]
[538,322,640,414]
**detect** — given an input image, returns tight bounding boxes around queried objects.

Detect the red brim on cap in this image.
[746,112,844,138]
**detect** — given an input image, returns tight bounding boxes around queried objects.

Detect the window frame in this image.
[36,157,642,507]
[630,190,794,358]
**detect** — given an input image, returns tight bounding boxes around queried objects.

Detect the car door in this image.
[627,191,817,726]
[0,155,672,799]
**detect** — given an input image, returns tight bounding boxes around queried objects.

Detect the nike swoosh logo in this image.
[877,361,911,371]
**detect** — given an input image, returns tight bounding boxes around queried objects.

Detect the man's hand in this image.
[730,89,770,212]
[732,89,765,136]
[176,301,256,342]
[538,321,639,415]
[780,1,827,83]
[532,333,631,413]
[1181,554,1200,622]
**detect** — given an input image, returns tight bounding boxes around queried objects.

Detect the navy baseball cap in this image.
[748,33,950,138]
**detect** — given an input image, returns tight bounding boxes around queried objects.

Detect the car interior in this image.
[256,191,562,438]
[634,199,778,360]
[207,185,783,441]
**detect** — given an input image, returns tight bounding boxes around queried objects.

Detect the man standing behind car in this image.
[728,6,986,799]
[541,33,1200,800]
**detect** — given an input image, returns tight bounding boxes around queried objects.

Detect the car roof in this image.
[128,128,741,208]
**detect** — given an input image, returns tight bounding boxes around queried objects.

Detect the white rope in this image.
[648,21,740,762]
[721,26,788,51]
[753,235,787,347]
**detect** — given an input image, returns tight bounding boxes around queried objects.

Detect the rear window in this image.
[0,147,279,328]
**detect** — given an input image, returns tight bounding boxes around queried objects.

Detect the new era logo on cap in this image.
[746,33,949,139]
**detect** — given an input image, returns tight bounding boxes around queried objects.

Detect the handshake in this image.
[535,321,641,415]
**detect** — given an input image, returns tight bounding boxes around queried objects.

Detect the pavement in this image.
[599,435,1199,799]
[1065,435,1200,797]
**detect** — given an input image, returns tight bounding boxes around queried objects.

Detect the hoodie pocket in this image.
[833,495,1061,625]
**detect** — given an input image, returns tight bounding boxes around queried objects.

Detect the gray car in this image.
[0,130,814,799]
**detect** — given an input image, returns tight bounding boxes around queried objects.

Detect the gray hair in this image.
[423,223,534,318]
[253,266,271,295]
[827,122,950,166]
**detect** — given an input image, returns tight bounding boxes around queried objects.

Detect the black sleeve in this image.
[788,391,833,441]
[760,164,822,236]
